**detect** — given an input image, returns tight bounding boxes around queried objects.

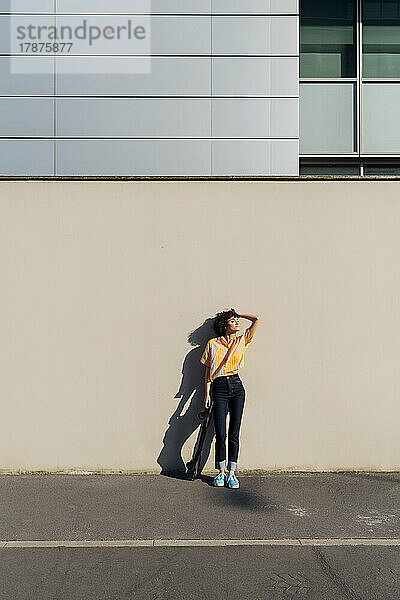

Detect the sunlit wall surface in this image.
[0,0,299,176]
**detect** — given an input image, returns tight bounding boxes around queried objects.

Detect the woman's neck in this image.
[224,332,236,342]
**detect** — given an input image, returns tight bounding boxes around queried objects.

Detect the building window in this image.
[363,0,400,78]
[300,162,360,174]
[300,82,356,153]
[300,158,400,175]
[300,0,357,78]
[363,163,400,174]
[300,0,400,170]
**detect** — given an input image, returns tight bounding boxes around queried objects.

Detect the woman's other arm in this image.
[238,313,260,339]
[204,366,212,408]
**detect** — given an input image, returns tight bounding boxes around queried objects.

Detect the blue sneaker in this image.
[213,471,226,487]
[227,473,239,489]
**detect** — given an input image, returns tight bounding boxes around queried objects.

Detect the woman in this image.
[200,308,260,489]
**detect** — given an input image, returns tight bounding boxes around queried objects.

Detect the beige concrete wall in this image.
[1,180,400,472]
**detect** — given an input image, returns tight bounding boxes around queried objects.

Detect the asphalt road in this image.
[1,472,400,599]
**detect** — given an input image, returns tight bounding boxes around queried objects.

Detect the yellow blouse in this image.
[200,328,254,383]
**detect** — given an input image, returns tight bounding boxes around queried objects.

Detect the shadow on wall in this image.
[157,318,216,478]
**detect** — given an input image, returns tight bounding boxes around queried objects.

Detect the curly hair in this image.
[213,308,239,337]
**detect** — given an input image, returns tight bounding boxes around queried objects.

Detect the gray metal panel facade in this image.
[0,2,299,176]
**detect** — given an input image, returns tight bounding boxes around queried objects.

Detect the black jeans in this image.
[211,374,246,471]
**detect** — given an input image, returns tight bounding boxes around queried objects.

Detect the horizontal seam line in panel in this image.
[0,13,299,17]
[1,54,300,57]
[0,136,300,140]
[0,96,300,99]
[3,55,298,59]
[1,176,398,180]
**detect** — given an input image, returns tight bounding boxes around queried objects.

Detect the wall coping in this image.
[1,176,400,182]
